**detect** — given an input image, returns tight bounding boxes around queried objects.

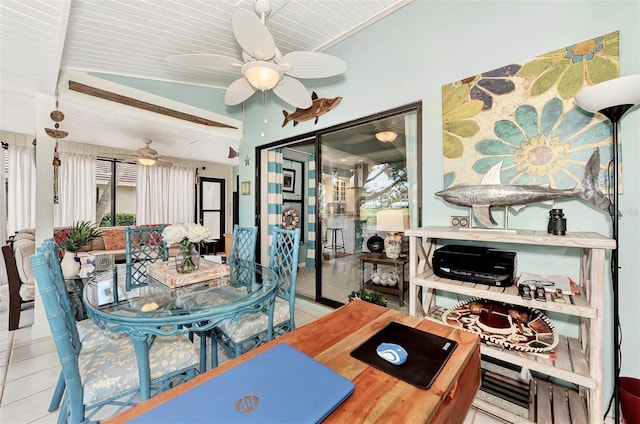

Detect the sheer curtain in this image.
[136,164,195,225]
[54,152,97,226]
[7,145,36,235]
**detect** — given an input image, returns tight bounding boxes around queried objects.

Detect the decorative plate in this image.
[441,297,558,353]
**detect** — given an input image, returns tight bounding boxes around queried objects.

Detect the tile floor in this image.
[0,284,502,423]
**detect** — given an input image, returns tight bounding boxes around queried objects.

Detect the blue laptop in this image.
[131,343,355,423]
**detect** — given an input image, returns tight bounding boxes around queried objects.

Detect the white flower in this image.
[162,224,187,245]
[163,223,211,245]
[184,223,211,243]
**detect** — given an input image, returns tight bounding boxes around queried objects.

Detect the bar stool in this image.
[324,227,345,254]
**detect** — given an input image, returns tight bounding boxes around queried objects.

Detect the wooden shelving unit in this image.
[407,226,615,424]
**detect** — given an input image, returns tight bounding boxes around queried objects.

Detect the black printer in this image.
[432,245,516,287]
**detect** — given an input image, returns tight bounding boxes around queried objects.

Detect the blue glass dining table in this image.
[82,260,277,400]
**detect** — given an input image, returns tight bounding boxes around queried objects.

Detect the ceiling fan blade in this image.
[280,51,347,79]
[232,8,276,61]
[272,76,312,109]
[166,54,242,69]
[225,77,257,105]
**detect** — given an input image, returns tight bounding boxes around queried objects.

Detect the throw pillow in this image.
[102,229,125,250]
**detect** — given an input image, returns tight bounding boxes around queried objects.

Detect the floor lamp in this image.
[575,74,640,424]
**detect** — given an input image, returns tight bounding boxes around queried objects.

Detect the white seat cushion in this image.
[217,297,291,342]
[78,333,198,404]
[77,319,126,349]
[13,239,37,301]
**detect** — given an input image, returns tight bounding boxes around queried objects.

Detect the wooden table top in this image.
[107,300,480,424]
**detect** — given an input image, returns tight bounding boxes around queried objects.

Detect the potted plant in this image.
[59,221,102,278]
[348,289,388,307]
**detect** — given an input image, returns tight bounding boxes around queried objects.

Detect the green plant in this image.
[60,221,102,252]
[348,289,388,307]
[100,212,136,227]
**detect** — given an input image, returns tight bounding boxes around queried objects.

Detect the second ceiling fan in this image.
[166,0,346,109]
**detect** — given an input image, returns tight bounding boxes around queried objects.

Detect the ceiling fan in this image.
[137,139,172,167]
[166,0,347,109]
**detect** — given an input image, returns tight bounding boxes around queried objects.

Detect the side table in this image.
[358,253,408,306]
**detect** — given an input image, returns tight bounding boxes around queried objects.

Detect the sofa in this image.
[19,225,179,263]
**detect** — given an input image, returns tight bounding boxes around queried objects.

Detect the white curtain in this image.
[7,145,36,235]
[54,152,97,226]
[136,164,195,225]
[1,147,7,285]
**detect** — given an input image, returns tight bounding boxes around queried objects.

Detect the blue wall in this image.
[235,0,640,415]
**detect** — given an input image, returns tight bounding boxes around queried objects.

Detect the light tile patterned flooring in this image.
[0,283,502,423]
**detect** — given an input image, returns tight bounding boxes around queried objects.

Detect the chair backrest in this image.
[125,225,168,289]
[228,225,258,285]
[3,244,28,330]
[31,242,86,422]
[268,227,300,314]
[41,238,84,347]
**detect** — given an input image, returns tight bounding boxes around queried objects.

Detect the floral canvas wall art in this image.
[442,31,620,192]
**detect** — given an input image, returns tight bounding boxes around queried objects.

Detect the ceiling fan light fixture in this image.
[242,61,282,90]
[375,130,397,143]
[138,156,156,166]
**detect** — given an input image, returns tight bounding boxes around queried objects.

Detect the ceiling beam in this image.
[68,80,237,129]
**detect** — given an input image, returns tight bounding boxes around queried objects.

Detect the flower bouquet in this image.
[162,223,211,273]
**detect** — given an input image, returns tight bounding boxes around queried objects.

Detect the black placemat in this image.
[350,321,458,389]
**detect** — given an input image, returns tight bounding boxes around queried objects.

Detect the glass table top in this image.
[83,261,276,321]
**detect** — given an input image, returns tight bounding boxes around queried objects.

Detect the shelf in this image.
[428,305,594,389]
[407,226,613,424]
[364,280,402,295]
[414,270,596,318]
[405,226,616,250]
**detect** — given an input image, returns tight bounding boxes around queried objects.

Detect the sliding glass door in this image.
[257,103,421,309]
[317,107,420,308]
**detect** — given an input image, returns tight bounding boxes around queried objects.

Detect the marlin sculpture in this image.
[435,148,614,227]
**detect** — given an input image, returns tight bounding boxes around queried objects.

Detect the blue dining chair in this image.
[31,240,199,423]
[193,225,258,367]
[211,227,300,366]
[39,238,126,413]
[125,225,168,290]
[228,225,258,284]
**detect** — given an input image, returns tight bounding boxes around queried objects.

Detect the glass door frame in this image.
[255,101,422,309]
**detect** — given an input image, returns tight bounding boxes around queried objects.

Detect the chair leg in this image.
[8,299,22,331]
[210,336,219,369]
[49,372,66,411]
[198,332,207,373]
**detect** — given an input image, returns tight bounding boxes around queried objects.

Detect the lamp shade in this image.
[575,74,640,113]
[138,157,156,166]
[375,130,397,143]
[242,61,283,91]
[377,209,409,232]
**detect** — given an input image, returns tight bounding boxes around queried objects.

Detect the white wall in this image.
[236,0,640,416]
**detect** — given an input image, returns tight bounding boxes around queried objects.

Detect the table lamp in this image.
[377,209,409,259]
[575,73,640,424]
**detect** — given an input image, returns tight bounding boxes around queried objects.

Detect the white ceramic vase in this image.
[61,250,81,278]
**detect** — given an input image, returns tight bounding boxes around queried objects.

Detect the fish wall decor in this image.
[282,92,342,127]
[435,148,615,228]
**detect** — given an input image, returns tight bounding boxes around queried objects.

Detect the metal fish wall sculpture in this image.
[435,148,614,227]
[282,92,342,127]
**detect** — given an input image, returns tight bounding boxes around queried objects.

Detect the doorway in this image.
[199,177,225,254]
[256,103,421,309]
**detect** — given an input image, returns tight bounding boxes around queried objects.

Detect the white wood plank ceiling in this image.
[0,0,411,165]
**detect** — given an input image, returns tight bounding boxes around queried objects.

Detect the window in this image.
[96,159,137,226]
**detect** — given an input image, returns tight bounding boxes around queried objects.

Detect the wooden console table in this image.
[107,300,481,423]
[359,253,409,306]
